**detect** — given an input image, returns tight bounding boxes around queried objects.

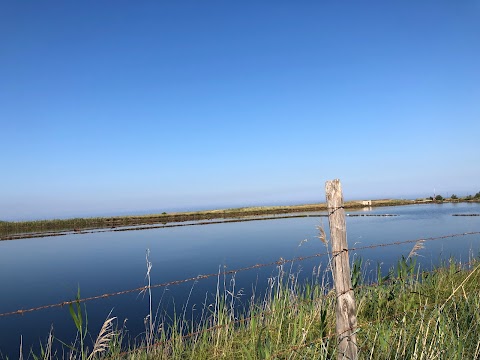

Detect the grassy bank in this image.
[32,257,480,359]
[1,198,467,239]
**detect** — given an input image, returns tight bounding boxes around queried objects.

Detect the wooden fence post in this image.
[325,179,358,360]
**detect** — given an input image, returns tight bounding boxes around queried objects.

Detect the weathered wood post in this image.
[325,179,358,360]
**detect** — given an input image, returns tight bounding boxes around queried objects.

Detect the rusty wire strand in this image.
[0,231,479,318]
[336,257,479,298]
[121,259,480,358]
[120,260,477,356]
[328,205,345,216]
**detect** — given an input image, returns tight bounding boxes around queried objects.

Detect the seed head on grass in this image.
[87,314,117,360]
[407,240,425,259]
[298,239,308,247]
[316,226,328,245]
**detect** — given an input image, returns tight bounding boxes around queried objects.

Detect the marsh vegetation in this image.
[28,257,480,359]
[0,199,423,239]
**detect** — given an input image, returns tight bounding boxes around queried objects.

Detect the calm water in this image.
[0,203,479,358]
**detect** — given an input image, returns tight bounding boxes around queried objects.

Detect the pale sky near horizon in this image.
[1,1,479,220]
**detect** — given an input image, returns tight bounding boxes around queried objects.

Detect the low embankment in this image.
[0,199,414,239]
[2,198,478,240]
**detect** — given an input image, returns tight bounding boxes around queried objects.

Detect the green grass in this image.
[30,256,480,359]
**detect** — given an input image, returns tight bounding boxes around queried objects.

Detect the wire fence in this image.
[120,260,480,358]
[0,227,479,360]
[1,231,479,319]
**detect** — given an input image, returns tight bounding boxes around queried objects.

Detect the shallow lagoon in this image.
[0,203,479,358]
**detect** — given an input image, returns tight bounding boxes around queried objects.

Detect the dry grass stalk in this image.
[407,239,425,259]
[44,326,54,360]
[87,315,117,360]
[19,335,23,360]
[439,262,480,312]
[317,225,328,245]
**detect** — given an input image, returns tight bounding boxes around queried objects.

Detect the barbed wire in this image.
[1,254,477,358]
[0,254,325,318]
[129,277,430,357]
[348,231,480,254]
[335,256,480,299]
[81,245,480,358]
[0,231,479,318]
[185,276,480,359]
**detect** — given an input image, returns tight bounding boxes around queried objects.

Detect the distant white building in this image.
[360,200,372,206]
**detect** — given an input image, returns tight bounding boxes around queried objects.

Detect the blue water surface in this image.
[0,203,479,358]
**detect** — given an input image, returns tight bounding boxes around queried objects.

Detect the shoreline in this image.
[1,198,478,240]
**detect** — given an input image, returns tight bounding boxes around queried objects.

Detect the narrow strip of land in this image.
[0,213,400,241]
[0,198,477,240]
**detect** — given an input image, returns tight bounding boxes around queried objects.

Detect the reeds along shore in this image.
[3,198,476,237]
[28,256,480,360]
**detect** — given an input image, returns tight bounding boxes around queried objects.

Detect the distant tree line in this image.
[427,192,480,201]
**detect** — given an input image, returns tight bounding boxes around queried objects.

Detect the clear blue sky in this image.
[1,1,479,220]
